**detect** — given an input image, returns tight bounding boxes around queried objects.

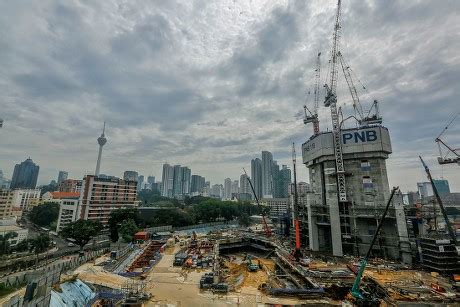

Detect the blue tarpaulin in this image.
[50,279,95,307]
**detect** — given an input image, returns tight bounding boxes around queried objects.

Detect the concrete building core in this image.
[302,125,411,263]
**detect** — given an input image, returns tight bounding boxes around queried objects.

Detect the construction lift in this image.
[243,168,272,238]
[324,0,347,203]
[435,113,460,165]
[304,52,321,135]
[350,186,399,300]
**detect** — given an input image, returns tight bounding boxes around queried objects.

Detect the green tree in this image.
[238,213,251,227]
[29,234,50,264]
[119,219,139,242]
[60,220,103,250]
[0,232,18,255]
[28,202,60,228]
[108,208,141,242]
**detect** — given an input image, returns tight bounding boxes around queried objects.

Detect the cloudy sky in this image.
[0,0,459,192]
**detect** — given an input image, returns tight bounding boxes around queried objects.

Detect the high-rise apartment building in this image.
[57,171,68,185]
[224,178,232,200]
[172,165,182,197]
[181,167,191,195]
[123,171,139,182]
[251,158,262,200]
[58,179,83,193]
[262,151,273,198]
[279,165,291,198]
[79,175,137,225]
[161,164,174,198]
[211,184,224,199]
[12,189,41,211]
[10,158,40,189]
[137,175,144,191]
[0,189,14,219]
[191,175,205,194]
[240,174,250,195]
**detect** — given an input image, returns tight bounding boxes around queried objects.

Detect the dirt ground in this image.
[143,244,306,306]
[71,261,130,289]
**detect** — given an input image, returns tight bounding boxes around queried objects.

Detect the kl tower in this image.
[95,122,107,176]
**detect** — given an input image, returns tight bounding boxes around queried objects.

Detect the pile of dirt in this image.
[224,257,276,289]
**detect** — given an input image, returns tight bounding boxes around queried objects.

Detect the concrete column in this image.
[329,199,343,257]
[307,201,319,251]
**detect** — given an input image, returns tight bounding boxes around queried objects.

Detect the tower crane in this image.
[304,52,321,135]
[435,113,459,165]
[337,51,382,126]
[324,0,347,202]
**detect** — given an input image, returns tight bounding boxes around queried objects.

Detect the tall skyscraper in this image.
[172,165,183,197]
[224,178,232,200]
[10,158,40,189]
[137,175,145,191]
[161,164,174,198]
[433,179,450,195]
[251,158,262,200]
[262,151,273,198]
[123,171,139,182]
[191,175,205,194]
[147,176,155,190]
[95,122,107,176]
[231,180,239,195]
[181,167,191,195]
[272,161,280,197]
[239,174,250,194]
[57,171,68,185]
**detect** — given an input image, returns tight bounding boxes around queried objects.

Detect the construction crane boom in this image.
[337,51,363,119]
[435,113,460,165]
[419,156,457,245]
[324,0,347,202]
[304,52,321,135]
[243,168,272,238]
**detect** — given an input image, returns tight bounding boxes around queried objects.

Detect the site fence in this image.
[0,248,109,288]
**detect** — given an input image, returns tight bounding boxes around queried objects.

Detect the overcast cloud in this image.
[0,0,459,192]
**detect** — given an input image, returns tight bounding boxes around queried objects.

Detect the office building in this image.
[231,180,239,194]
[262,151,273,198]
[278,165,292,198]
[58,179,83,193]
[0,171,11,189]
[161,164,174,198]
[302,126,410,262]
[10,158,40,189]
[433,179,450,195]
[211,184,224,199]
[417,182,433,199]
[251,158,262,200]
[172,165,182,197]
[147,176,156,189]
[79,175,137,225]
[262,198,289,223]
[57,171,68,185]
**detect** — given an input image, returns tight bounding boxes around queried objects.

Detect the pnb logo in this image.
[342,130,378,144]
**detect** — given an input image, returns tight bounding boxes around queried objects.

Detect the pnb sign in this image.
[342,130,377,144]
[302,126,392,164]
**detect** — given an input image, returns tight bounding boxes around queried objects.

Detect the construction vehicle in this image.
[304,52,321,135]
[419,156,457,245]
[246,255,259,272]
[243,168,272,237]
[435,113,459,165]
[350,186,399,300]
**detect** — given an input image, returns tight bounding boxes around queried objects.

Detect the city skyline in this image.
[0,1,459,192]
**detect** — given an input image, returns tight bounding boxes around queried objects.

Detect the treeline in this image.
[107,197,266,242]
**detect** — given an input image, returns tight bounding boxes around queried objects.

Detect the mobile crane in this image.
[243,168,272,238]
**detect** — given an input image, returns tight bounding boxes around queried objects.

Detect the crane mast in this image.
[324,0,347,202]
[304,52,321,135]
[292,143,301,260]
